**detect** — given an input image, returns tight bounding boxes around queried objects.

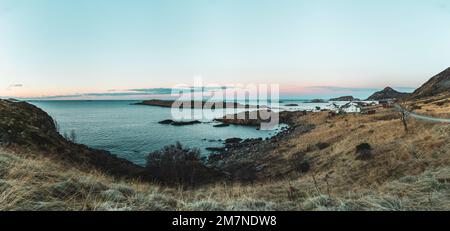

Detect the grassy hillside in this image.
[1,95,450,211]
[1,147,449,211]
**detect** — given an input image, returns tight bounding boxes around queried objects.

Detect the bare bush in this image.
[355,143,373,160]
[146,142,219,186]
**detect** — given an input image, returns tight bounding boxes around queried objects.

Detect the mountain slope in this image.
[366,87,410,100]
[411,67,450,99]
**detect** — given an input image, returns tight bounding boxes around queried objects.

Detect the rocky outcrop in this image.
[410,67,450,99]
[215,110,308,128]
[158,119,201,126]
[225,138,243,145]
[215,110,265,127]
[213,123,230,128]
[366,87,410,100]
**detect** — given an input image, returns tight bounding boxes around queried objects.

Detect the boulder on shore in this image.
[225,138,243,145]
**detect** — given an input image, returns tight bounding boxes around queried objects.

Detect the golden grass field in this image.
[1,94,450,211]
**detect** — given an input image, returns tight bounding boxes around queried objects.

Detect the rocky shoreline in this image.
[205,110,315,180]
[207,122,315,180]
[214,110,307,128]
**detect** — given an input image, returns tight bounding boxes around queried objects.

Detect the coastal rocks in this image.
[207,123,316,180]
[225,138,243,145]
[213,123,230,128]
[285,104,299,107]
[158,119,174,124]
[206,147,226,152]
[202,138,223,143]
[214,110,308,130]
[215,110,276,128]
[158,119,201,126]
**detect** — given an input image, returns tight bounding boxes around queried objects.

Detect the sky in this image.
[1,0,449,99]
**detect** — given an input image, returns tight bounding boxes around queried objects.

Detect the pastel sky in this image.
[1,0,449,99]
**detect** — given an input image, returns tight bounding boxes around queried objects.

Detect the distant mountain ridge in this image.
[410,67,450,99]
[366,87,410,101]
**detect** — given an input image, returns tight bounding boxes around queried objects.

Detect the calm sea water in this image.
[30,100,286,166]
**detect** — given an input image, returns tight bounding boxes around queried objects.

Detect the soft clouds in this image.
[28,86,229,100]
[6,84,24,91]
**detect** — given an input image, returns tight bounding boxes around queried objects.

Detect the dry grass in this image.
[1,96,450,211]
[1,146,450,211]
[256,103,450,193]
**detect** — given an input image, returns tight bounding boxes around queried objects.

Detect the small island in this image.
[158,119,201,126]
[329,96,360,101]
[308,99,327,103]
[134,99,261,109]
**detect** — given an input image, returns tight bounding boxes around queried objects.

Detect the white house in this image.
[340,102,361,113]
[328,103,341,113]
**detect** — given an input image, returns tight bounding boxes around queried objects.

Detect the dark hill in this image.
[366,87,410,101]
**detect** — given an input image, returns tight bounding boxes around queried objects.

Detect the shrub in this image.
[146,142,219,186]
[290,152,310,173]
[228,199,276,211]
[186,200,225,211]
[355,143,373,160]
[135,193,179,211]
[316,142,330,150]
[227,160,257,183]
[410,104,422,110]
[435,100,448,106]
[100,189,127,202]
[297,160,310,173]
[48,179,83,199]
